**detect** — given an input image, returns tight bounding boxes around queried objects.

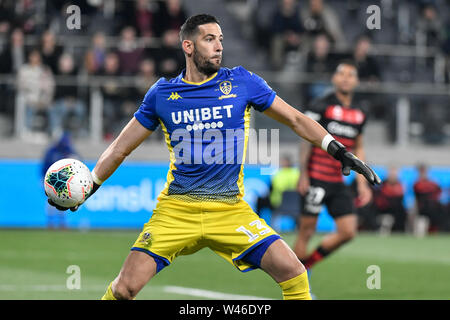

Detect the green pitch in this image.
[0,229,449,300]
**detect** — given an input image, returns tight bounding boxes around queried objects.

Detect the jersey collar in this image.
[180,69,219,85]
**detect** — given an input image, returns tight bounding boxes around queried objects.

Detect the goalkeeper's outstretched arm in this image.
[47,117,153,211]
[264,95,380,185]
[264,96,329,147]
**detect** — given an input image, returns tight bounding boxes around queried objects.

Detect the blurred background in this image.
[0,0,449,300]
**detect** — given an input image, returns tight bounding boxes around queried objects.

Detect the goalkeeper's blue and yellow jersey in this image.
[134,66,276,203]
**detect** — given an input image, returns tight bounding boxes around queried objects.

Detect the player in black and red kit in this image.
[293,61,375,270]
[413,163,445,232]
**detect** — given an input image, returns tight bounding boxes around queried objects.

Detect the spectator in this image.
[302,33,335,104]
[251,0,279,51]
[40,30,63,75]
[269,155,300,210]
[112,100,141,139]
[270,0,304,69]
[350,35,385,121]
[352,35,380,82]
[305,33,334,74]
[98,51,129,139]
[134,58,158,98]
[300,0,347,50]
[0,0,14,38]
[41,131,80,175]
[0,28,26,74]
[41,131,80,229]
[416,4,444,48]
[151,29,185,78]
[16,48,55,133]
[12,0,38,35]
[117,26,144,75]
[129,58,160,140]
[49,53,87,138]
[121,0,161,38]
[133,58,161,142]
[84,32,107,75]
[108,58,160,138]
[413,163,446,232]
[350,180,379,231]
[159,0,188,33]
[374,167,408,233]
[256,155,300,222]
[0,27,27,122]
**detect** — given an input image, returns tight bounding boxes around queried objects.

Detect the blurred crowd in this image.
[0,0,187,140]
[253,0,450,73]
[252,0,450,144]
[0,0,449,144]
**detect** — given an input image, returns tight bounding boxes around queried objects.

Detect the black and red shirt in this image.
[304,92,367,183]
[374,181,405,211]
[413,178,442,211]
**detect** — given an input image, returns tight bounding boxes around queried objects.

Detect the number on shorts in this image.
[236,226,259,242]
[306,186,326,205]
[249,219,271,235]
[236,219,271,242]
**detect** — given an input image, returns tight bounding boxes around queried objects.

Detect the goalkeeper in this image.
[48,14,380,300]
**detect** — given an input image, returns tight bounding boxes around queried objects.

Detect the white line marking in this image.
[163,285,273,300]
[0,284,274,300]
[0,284,105,292]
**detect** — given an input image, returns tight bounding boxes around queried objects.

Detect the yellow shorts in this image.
[131,196,281,273]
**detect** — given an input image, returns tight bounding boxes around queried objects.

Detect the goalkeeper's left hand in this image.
[325,137,381,186]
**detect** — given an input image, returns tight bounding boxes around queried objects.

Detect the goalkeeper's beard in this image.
[193,45,221,77]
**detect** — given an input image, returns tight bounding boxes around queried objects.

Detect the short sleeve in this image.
[134,81,161,131]
[240,67,276,112]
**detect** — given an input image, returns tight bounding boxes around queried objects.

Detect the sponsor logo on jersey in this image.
[167,92,183,100]
[325,105,365,124]
[171,105,234,127]
[327,121,358,138]
[333,105,343,120]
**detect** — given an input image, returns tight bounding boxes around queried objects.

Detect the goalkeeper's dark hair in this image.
[179,14,220,42]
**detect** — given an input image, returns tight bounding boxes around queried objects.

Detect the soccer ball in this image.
[44,158,93,208]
